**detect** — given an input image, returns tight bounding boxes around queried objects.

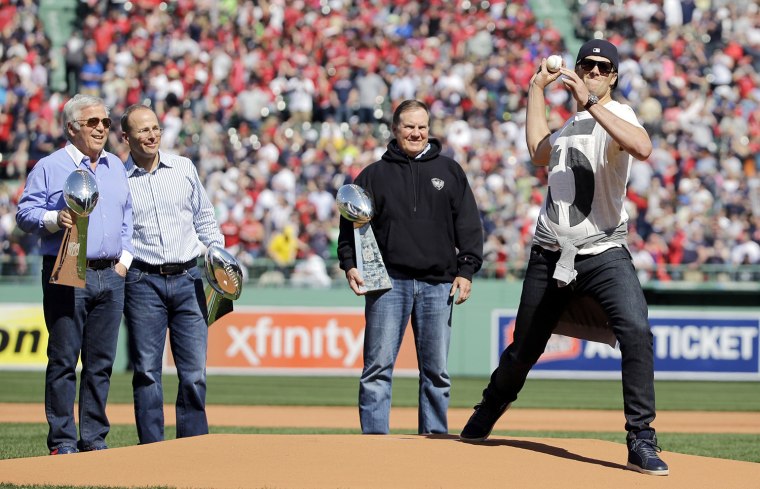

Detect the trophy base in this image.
[355,224,392,293]
[205,285,234,327]
[49,219,87,288]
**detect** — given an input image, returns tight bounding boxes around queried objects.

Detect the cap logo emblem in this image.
[593,48,600,53]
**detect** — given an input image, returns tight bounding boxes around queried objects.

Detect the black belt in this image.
[132,259,197,275]
[43,256,117,270]
[87,259,118,270]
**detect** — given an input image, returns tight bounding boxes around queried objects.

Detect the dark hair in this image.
[392,100,429,129]
[120,104,153,133]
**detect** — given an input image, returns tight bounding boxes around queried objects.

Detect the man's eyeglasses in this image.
[134,126,163,138]
[74,117,112,129]
[579,59,615,75]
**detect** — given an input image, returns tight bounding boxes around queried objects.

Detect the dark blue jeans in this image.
[485,246,656,432]
[124,265,208,444]
[41,260,124,452]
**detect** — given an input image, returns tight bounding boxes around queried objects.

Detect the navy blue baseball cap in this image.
[576,39,619,72]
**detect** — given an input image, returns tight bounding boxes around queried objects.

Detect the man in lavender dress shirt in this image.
[16,94,134,455]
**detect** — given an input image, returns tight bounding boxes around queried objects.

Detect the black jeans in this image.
[485,246,656,432]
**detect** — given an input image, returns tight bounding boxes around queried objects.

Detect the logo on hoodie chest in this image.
[431,178,444,190]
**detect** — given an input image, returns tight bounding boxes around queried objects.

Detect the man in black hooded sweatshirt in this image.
[338,99,483,434]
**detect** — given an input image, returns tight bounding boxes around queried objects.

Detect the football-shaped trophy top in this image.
[63,169,99,217]
[336,184,373,225]
[204,245,243,300]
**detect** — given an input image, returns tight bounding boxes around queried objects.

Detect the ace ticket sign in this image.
[492,310,760,380]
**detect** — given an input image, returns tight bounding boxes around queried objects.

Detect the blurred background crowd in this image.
[0,0,758,287]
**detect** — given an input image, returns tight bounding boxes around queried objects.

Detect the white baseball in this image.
[546,55,563,73]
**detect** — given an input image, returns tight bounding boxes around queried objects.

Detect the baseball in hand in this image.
[546,55,563,73]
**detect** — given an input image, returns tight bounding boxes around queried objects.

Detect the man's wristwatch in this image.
[584,94,599,110]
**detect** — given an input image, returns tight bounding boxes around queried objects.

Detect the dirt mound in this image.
[2,433,759,489]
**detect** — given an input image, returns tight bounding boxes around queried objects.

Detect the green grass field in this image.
[0,371,758,489]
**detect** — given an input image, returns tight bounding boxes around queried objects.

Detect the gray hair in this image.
[61,94,109,140]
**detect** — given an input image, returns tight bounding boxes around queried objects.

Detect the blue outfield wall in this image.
[0,281,758,379]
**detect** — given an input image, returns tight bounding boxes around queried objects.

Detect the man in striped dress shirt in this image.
[16,94,134,455]
[120,104,224,444]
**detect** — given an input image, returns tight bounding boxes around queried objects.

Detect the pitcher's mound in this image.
[1,434,758,489]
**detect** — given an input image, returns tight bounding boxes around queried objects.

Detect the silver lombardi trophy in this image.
[336,184,392,293]
[204,245,243,326]
[50,169,99,288]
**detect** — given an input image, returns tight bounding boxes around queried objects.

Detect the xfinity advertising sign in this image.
[492,310,760,380]
[170,306,420,376]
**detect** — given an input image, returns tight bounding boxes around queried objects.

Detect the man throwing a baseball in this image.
[459,39,669,476]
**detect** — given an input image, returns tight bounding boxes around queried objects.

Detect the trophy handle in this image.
[49,216,88,288]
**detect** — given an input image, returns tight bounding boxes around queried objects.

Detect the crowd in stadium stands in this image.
[0,0,758,286]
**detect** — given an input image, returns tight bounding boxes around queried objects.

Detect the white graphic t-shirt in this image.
[535,100,643,256]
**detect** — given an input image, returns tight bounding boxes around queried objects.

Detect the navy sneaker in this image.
[459,398,511,442]
[626,430,669,476]
[50,446,78,455]
[80,444,108,452]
